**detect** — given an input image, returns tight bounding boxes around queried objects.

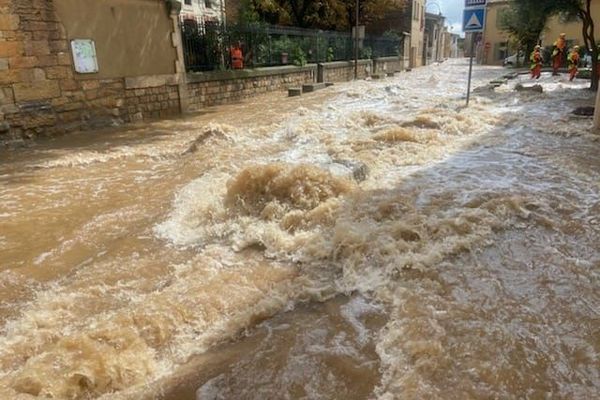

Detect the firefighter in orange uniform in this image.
[530,45,543,79]
[552,33,567,75]
[230,42,244,69]
[568,45,580,81]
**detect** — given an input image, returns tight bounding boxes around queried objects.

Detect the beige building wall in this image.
[542,2,600,48]
[409,0,425,67]
[0,0,183,140]
[481,0,510,65]
[54,0,177,79]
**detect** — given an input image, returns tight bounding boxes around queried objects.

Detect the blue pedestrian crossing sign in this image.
[463,7,486,32]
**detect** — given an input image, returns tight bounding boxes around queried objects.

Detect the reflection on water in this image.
[0,61,599,399]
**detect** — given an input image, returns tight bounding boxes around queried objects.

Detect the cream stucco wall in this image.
[410,0,425,67]
[481,0,510,65]
[542,2,600,49]
[54,0,177,79]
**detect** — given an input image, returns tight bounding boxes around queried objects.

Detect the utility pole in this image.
[354,0,359,79]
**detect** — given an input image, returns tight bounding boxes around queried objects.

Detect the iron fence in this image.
[181,23,403,72]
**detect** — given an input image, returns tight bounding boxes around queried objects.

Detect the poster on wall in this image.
[70,39,99,74]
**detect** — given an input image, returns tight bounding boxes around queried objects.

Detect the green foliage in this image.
[270,35,308,65]
[291,46,307,66]
[238,0,260,25]
[327,46,335,62]
[381,30,402,56]
[360,46,372,59]
[382,30,401,41]
[329,36,351,60]
[272,35,294,56]
[499,1,551,57]
[240,0,407,31]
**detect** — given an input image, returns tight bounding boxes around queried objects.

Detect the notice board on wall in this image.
[70,39,99,74]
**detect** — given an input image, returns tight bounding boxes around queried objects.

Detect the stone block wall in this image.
[0,0,181,141]
[124,83,181,122]
[186,65,315,110]
[317,60,372,83]
[373,57,405,74]
[0,0,407,142]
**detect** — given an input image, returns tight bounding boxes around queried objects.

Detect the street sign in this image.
[463,7,486,33]
[465,0,486,6]
[463,6,486,107]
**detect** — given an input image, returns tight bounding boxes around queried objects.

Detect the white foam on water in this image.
[1,60,599,399]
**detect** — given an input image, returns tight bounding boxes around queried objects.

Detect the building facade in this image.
[447,33,460,58]
[411,0,426,67]
[425,12,446,64]
[366,0,425,68]
[181,0,225,29]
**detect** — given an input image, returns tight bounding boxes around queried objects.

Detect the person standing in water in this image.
[568,45,580,81]
[530,45,543,79]
[552,33,567,75]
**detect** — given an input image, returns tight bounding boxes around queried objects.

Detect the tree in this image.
[241,0,406,31]
[499,1,555,65]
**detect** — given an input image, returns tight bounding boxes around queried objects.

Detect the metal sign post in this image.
[463,1,486,106]
[466,38,475,106]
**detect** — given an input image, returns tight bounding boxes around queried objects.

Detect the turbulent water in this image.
[0,60,599,400]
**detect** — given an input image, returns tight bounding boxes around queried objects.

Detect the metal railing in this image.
[181,23,403,72]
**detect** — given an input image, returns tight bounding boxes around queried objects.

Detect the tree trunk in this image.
[582,0,598,91]
[593,86,600,129]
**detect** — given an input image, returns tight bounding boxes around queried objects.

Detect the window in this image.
[205,0,212,8]
[184,0,191,5]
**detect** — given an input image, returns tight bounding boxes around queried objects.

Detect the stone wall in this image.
[373,57,405,75]
[186,65,316,110]
[0,0,181,141]
[0,0,405,142]
[317,60,372,83]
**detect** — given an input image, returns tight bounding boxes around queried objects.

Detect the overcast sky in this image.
[431,0,465,36]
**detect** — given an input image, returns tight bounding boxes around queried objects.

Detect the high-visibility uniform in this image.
[568,50,580,81]
[230,46,243,69]
[530,49,542,79]
[552,37,567,74]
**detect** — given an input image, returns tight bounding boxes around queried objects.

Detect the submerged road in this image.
[0,60,598,399]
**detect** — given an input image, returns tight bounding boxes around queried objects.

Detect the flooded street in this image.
[0,60,599,399]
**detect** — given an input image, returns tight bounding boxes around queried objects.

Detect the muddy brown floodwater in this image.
[0,60,599,400]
